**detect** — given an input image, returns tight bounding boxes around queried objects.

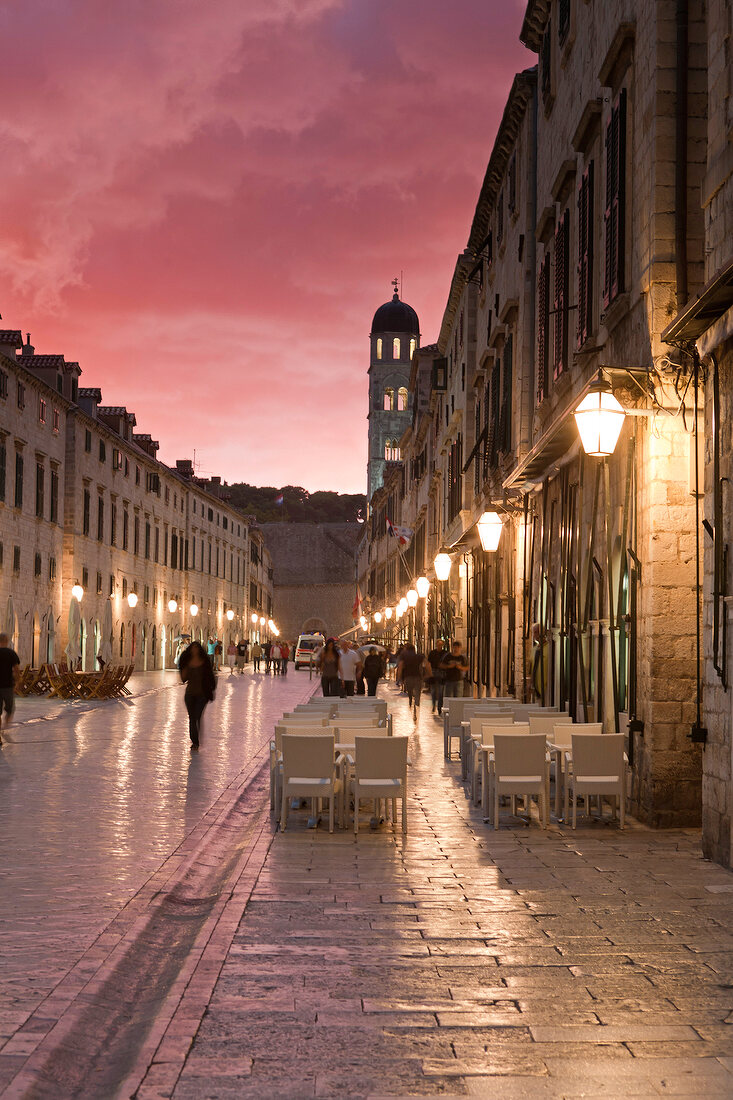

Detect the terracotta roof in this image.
[18,353,66,368]
[0,331,22,346]
[79,387,102,398]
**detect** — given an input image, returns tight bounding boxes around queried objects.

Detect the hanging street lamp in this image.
[574,375,626,457]
[406,589,418,607]
[127,591,138,608]
[190,603,199,617]
[416,576,430,599]
[71,581,84,602]
[168,598,178,613]
[433,549,453,581]
[477,511,503,552]
[226,609,234,621]
[384,607,393,620]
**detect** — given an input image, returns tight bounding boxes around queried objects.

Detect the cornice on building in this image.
[519,0,550,53]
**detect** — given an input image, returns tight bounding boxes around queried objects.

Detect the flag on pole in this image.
[386,518,413,548]
[275,493,284,506]
[352,585,363,618]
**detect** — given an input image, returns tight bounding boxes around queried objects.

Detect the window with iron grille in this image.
[14,452,23,509]
[13,545,21,573]
[577,162,594,347]
[558,0,570,44]
[604,89,627,308]
[553,211,570,378]
[537,253,550,403]
[541,20,552,100]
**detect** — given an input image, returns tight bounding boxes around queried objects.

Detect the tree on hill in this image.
[226,483,365,525]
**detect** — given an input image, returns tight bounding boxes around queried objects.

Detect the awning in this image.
[661,258,733,343]
[503,402,580,491]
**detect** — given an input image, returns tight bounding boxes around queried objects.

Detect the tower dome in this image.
[371,290,420,336]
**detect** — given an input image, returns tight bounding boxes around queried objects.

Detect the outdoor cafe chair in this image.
[271,726,333,810]
[460,704,512,778]
[352,735,409,834]
[280,734,343,833]
[476,722,529,813]
[564,733,627,829]
[328,715,380,729]
[492,732,549,830]
[548,722,602,817]
[467,715,514,803]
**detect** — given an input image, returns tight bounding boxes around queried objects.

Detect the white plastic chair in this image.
[328,715,380,729]
[467,715,514,803]
[528,714,574,737]
[549,722,601,817]
[493,733,549,830]
[476,722,529,812]
[353,735,408,834]
[564,733,627,829]
[271,725,333,810]
[280,734,342,833]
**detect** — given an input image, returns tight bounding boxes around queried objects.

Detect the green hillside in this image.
[227,483,365,525]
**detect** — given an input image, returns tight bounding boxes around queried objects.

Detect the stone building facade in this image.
[261,523,361,644]
[0,331,273,672]
[360,0,711,832]
[662,0,733,863]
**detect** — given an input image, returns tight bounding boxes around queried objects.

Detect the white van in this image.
[294,633,325,670]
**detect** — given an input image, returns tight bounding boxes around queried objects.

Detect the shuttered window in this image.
[487,363,501,468]
[500,334,513,453]
[554,211,569,378]
[604,89,627,307]
[577,161,594,347]
[537,254,550,404]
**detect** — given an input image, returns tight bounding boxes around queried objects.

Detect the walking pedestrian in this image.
[317,638,341,697]
[263,640,272,673]
[179,641,216,750]
[427,638,446,715]
[280,640,290,674]
[338,640,362,698]
[251,640,263,672]
[236,639,248,673]
[441,641,469,700]
[0,632,20,746]
[206,637,216,665]
[226,641,237,673]
[397,643,430,718]
[214,639,223,671]
[362,647,384,697]
[271,641,282,675]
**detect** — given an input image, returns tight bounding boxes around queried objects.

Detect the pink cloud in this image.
[1,0,533,493]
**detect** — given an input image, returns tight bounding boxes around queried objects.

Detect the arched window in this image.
[397,387,408,411]
[409,337,416,359]
[376,338,383,360]
[383,387,394,411]
[385,440,401,461]
[392,337,401,359]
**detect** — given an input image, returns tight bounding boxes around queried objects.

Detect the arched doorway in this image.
[302,617,328,636]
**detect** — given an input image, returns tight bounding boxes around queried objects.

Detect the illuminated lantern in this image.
[574,377,625,457]
[477,511,503,552]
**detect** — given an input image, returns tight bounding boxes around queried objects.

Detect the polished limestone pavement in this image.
[0,665,317,1095]
[171,689,733,1100]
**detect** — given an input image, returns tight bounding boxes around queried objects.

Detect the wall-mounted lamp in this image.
[415,576,430,598]
[433,549,452,581]
[574,376,626,457]
[477,511,503,552]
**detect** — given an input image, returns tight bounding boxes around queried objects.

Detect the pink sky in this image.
[2,0,533,494]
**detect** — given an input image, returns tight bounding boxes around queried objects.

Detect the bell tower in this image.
[367,280,420,500]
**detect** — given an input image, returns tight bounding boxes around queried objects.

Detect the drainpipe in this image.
[675,0,689,309]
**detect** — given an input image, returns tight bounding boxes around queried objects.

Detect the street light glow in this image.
[71,582,84,602]
[574,377,625,457]
[127,592,138,608]
[168,599,178,613]
[226,609,235,621]
[416,576,430,599]
[373,611,382,623]
[190,603,199,616]
[434,549,452,581]
[477,511,503,552]
[406,588,418,607]
[384,607,393,620]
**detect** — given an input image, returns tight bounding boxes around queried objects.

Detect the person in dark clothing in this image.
[362,647,384,697]
[317,638,341,697]
[0,633,20,746]
[263,640,272,673]
[179,641,216,750]
[441,641,469,699]
[427,639,446,715]
[396,643,429,715]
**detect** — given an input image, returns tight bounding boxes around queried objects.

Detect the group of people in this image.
[315,639,385,698]
[393,638,469,716]
[250,639,291,674]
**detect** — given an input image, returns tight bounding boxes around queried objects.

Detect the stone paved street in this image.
[0,665,318,1094]
[171,686,733,1099]
[3,676,733,1098]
